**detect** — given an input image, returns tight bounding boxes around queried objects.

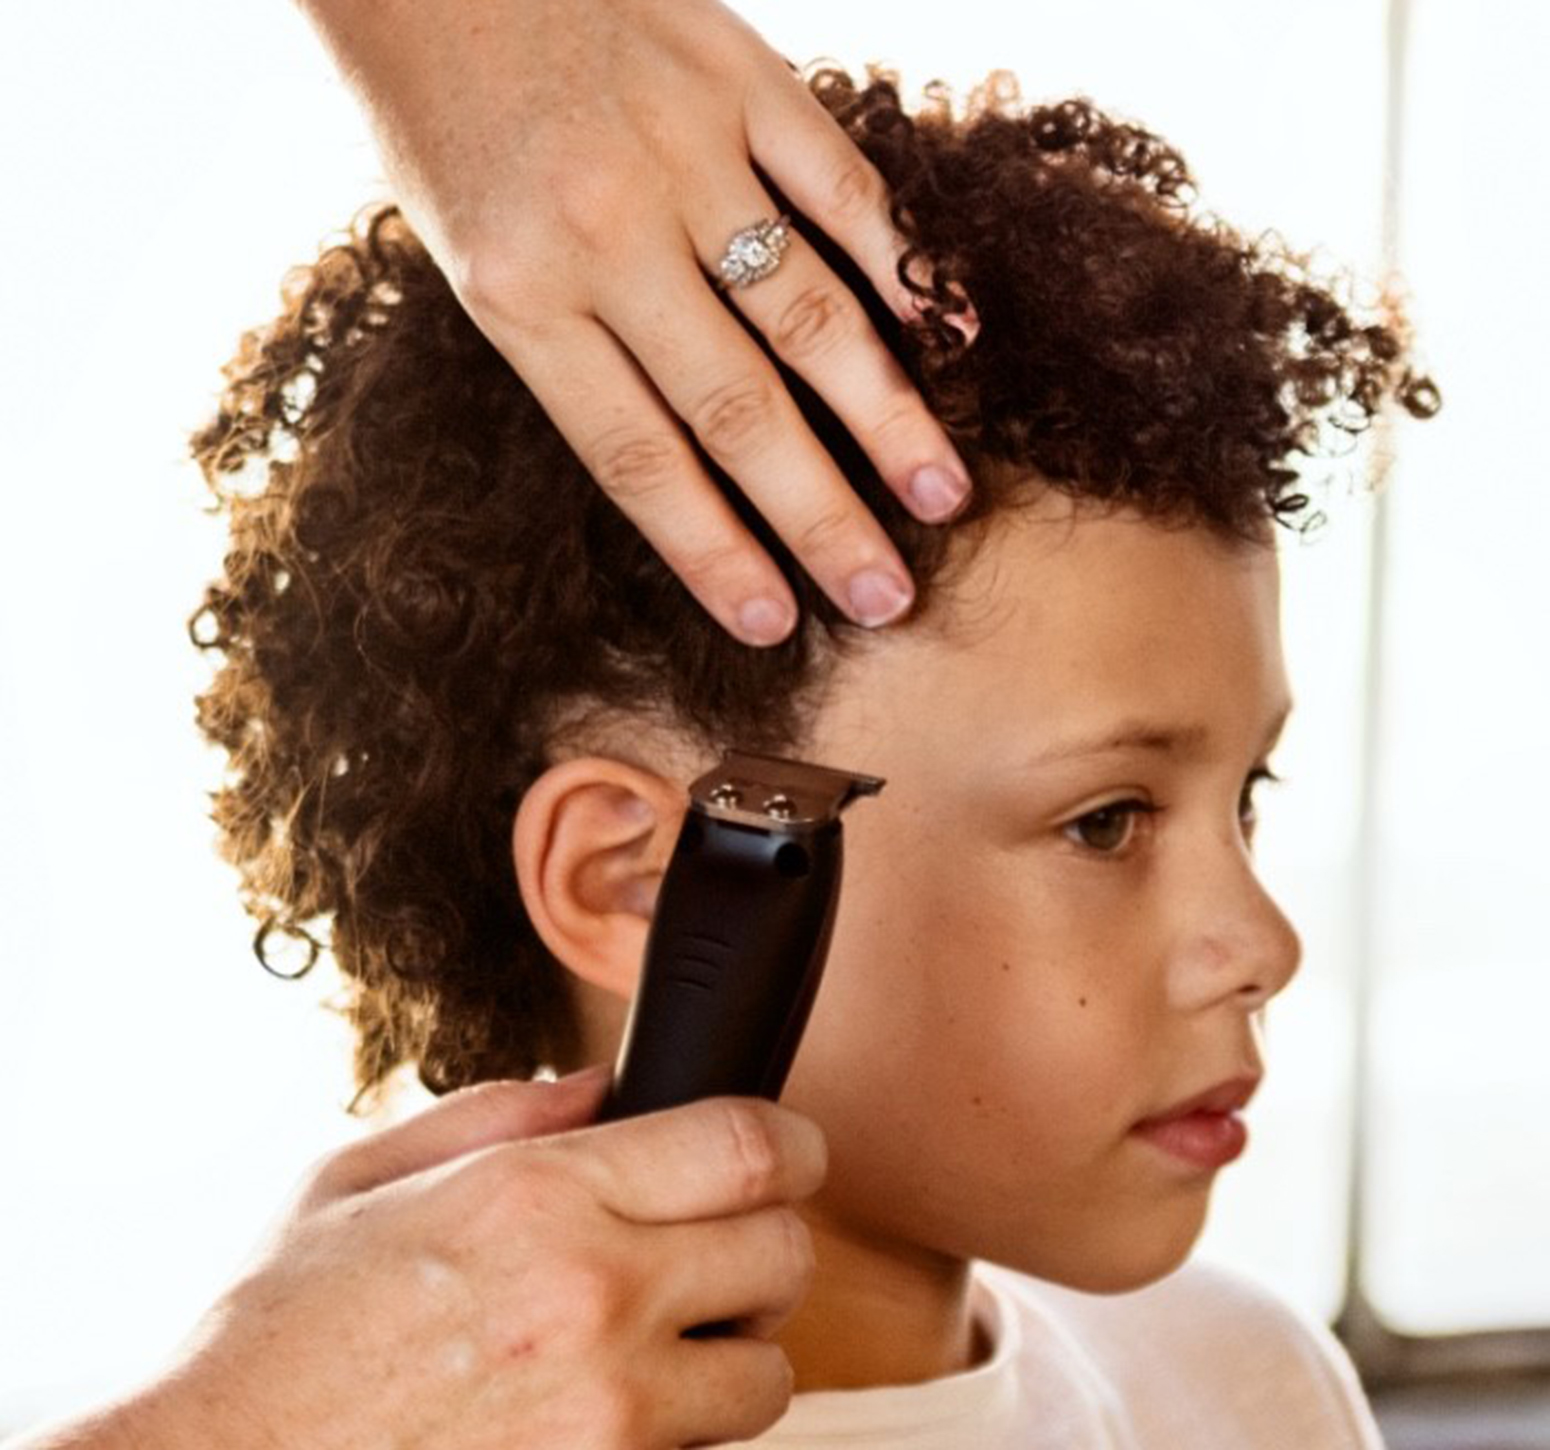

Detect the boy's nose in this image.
[1168,862,1302,1014]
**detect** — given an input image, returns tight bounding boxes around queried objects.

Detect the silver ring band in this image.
[716,215,792,290]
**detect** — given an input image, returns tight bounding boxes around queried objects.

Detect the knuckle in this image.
[547,163,629,253]
[720,1101,783,1202]
[791,504,856,562]
[296,1148,352,1205]
[487,1145,561,1211]
[593,1380,654,1449]
[673,535,755,602]
[549,1251,633,1339]
[453,244,531,320]
[448,1145,574,1244]
[867,394,927,450]
[827,157,887,224]
[771,284,858,361]
[728,1345,796,1439]
[692,375,778,459]
[592,429,682,506]
[774,1207,817,1288]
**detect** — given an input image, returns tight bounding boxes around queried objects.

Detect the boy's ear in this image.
[512,757,686,1000]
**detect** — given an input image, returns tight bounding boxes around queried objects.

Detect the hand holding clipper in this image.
[600,750,885,1122]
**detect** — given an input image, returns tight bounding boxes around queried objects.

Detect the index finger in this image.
[544,1096,828,1224]
[306,1067,613,1202]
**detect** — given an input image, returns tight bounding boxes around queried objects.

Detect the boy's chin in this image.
[986,1199,1207,1296]
[1047,1243,1196,1295]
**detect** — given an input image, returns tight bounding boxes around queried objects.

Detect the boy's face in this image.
[771,493,1299,1292]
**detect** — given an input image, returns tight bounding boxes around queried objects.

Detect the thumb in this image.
[318,1065,613,1199]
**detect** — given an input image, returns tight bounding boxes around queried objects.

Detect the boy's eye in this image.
[1239,767,1281,842]
[1065,770,1280,855]
[1064,800,1155,853]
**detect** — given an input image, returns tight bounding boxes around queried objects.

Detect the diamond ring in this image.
[716,216,792,290]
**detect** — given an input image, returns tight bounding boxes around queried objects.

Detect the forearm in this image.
[4,1392,161,1450]
[292,0,438,103]
[4,1372,261,1450]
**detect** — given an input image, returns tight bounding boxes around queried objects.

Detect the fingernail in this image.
[737,595,796,645]
[908,464,970,521]
[847,568,914,627]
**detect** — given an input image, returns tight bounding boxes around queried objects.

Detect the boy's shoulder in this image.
[981,1257,1386,1448]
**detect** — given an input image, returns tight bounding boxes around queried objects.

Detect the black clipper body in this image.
[600,750,885,1122]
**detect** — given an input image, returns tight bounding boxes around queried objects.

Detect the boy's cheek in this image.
[790,973,1097,1160]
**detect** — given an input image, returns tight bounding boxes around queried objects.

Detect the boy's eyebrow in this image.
[1023,700,1293,769]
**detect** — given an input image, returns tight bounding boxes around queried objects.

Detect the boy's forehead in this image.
[819,495,1288,762]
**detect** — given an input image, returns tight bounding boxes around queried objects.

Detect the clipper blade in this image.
[689,750,886,832]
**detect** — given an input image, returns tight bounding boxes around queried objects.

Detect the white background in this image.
[2,0,1546,1435]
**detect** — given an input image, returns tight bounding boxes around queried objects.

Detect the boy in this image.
[186,67,1435,1446]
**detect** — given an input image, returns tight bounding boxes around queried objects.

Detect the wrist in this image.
[0,1384,193,1450]
[66,1363,267,1450]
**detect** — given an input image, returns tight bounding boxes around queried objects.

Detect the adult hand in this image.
[298,0,973,646]
[26,1071,825,1450]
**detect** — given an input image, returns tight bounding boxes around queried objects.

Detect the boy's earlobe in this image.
[510,757,683,1000]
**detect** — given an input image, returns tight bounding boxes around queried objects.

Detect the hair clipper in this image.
[599,749,885,1122]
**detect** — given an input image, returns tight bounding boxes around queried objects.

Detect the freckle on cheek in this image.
[1079,996,1089,1008]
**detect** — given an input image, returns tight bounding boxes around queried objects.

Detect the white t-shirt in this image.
[732,1259,1385,1448]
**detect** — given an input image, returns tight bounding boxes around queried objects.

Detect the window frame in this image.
[1331,2,1550,1383]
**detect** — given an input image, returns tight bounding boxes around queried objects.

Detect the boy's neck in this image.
[777,1207,990,1393]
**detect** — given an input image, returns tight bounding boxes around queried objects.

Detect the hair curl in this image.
[189,68,1437,1112]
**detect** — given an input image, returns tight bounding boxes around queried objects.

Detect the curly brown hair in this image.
[188,68,1437,1113]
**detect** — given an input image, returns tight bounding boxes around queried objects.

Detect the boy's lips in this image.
[1130,1076,1261,1171]
[1138,1074,1262,1124]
